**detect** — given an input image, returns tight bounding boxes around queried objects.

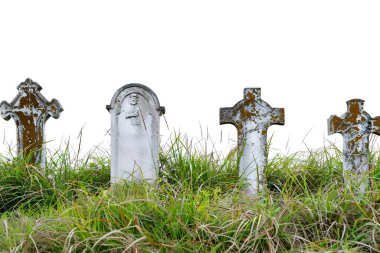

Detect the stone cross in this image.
[0,78,63,166]
[328,99,380,174]
[107,83,165,183]
[220,88,285,193]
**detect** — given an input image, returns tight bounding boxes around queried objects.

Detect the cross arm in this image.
[0,101,12,121]
[46,99,64,119]
[328,115,344,135]
[220,107,237,126]
[270,108,285,126]
[371,116,380,135]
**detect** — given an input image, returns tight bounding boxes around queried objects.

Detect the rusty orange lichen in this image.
[0,78,63,165]
[244,90,256,105]
[219,87,285,194]
[372,117,380,135]
[328,99,379,175]
[330,116,343,133]
[239,106,254,121]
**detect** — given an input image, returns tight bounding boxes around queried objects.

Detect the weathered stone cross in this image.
[0,78,63,166]
[220,88,285,193]
[328,99,380,174]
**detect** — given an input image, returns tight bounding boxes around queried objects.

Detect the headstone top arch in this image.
[106,83,165,115]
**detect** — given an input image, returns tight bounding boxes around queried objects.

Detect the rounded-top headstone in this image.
[107,83,165,183]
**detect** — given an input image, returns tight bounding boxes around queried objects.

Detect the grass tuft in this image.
[0,136,378,252]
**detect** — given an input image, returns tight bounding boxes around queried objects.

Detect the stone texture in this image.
[107,83,165,183]
[328,99,380,173]
[0,78,63,166]
[220,88,285,194]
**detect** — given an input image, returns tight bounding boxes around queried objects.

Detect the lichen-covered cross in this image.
[328,99,380,174]
[0,78,63,166]
[220,88,285,193]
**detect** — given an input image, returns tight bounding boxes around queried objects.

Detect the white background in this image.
[1,0,380,158]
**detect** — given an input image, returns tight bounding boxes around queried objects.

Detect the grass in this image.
[0,135,378,252]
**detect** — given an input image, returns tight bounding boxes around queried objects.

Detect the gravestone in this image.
[220,88,285,193]
[0,78,63,166]
[107,83,165,183]
[328,99,380,179]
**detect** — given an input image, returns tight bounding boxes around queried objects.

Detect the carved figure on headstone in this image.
[107,83,165,183]
[125,93,141,126]
[0,78,63,166]
[220,88,285,194]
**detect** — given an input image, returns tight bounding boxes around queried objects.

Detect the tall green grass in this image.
[0,136,378,252]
